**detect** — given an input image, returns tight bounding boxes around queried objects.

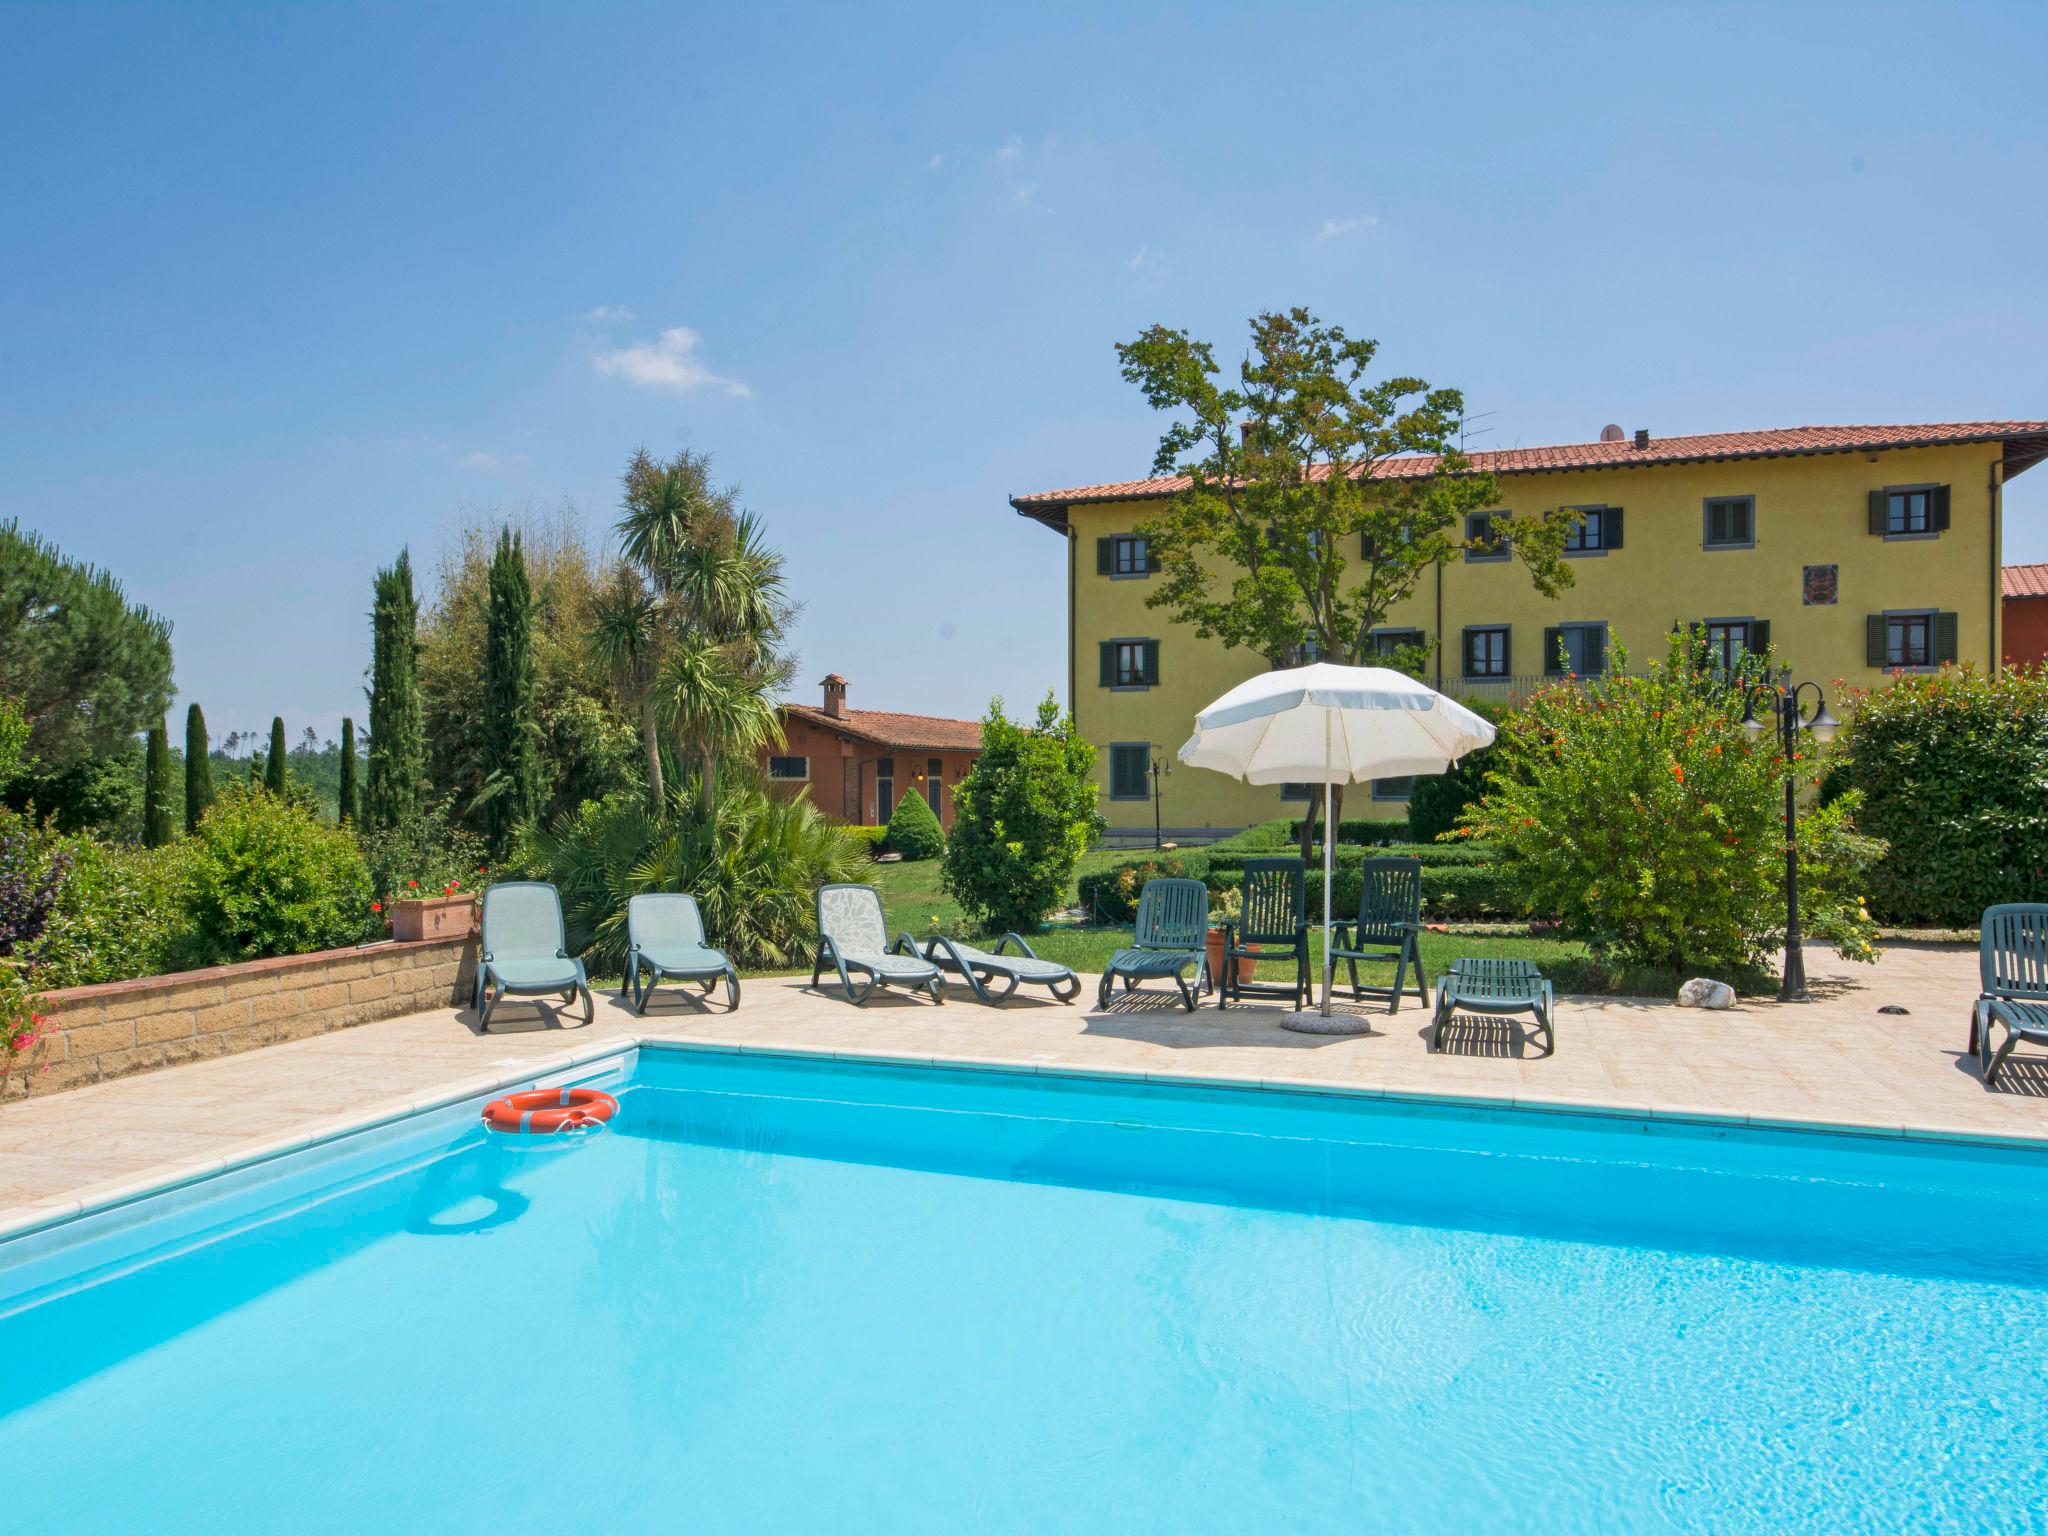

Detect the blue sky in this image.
[2,1,2044,746]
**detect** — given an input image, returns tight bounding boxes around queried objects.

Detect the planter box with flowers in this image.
[376,875,480,943]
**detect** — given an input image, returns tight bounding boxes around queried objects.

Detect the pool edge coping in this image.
[4,1032,2047,1247]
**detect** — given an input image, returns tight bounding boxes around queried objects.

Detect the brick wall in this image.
[2,936,479,1100]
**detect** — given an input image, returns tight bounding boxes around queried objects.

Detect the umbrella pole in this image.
[1321,715,1334,1017]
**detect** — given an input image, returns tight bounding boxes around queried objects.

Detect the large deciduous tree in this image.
[366,549,426,831]
[1117,308,1577,852]
[480,528,540,857]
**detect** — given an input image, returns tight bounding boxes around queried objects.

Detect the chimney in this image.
[821,673,847,719]
[1633,428,1650,450]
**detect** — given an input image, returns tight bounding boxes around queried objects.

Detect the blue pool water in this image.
[5,1048,2048,1534]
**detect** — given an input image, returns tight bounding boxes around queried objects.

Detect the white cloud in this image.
[926,152,943,171]
[592,326,752,398]
[996,135,1023,161]
[1123,246,1162,273]
[459,450,531,471]
[1316,215,1378,241]
[586,304,635,322]
[1012,180,1040,205]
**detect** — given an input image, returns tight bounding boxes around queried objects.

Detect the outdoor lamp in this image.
[1806,702,1841,743]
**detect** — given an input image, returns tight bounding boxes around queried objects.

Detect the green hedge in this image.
[842,826,889,857]
[1834,667,2048,925]
[1078,842,1522,923]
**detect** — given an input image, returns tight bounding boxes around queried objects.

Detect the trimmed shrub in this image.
[1279,817,1405,847]
[177,785,377,965]
[1406,705,1500,844]
[1461,632,1879,975]
[1833,665,2048,925]
[943,695,1103,932]
[885,786,945,860]
[841,825,889,857]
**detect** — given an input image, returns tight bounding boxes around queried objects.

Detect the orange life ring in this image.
[482,1087,618,1135]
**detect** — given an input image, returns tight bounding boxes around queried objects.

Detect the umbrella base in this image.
[1279,1009,1376,1036]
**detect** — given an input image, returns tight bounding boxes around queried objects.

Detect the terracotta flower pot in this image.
[1205,928,1262,985]
[387,893,478,942]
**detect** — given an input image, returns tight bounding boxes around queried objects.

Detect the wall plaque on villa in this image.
[1802,565,1839,606]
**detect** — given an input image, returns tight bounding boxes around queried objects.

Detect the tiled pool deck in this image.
[3,941,2043,1233]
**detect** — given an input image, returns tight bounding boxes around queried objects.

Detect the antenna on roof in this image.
[1458,411,1496,453]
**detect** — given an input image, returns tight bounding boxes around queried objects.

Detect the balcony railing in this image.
[1434,671,1645,707]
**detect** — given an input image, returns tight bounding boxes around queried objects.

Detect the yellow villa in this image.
[1011,420,2048,835]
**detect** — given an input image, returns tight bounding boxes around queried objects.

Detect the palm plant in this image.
[589,563,665,805]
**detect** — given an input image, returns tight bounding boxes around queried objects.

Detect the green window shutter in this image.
[1500,628,1513,675]
[1543,626,1564,676]
[1868,490,1888,535]
[1360,531,1376,560]
[1585,626,1607,675]
[1935,611,1960,664]
[1098,641,1115,687]
[1096,538,1113,574]
[1749,619,1771,656]
[1865,615,1887,667]
[1932,485,1952,532]
[1142,640,1160,686]
[1605,508,1623,549]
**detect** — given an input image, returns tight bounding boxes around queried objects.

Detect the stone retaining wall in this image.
[3,936,478,1100]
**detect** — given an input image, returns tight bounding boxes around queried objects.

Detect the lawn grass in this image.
[861,852,1588,985]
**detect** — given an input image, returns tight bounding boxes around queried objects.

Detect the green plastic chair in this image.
[474,881,593,1031]
[810,883,944,1005]
[1431,957,1553,1055]
[1329,857,1428,1014]
[916,933,1082,1004]
[623,893,739,1015]
[1218,857,1309,1010]
[1971,903,2048,1086]
[1098,877,1210,1011]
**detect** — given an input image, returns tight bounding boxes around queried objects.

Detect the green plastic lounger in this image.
[1328,857,1429,1014]
[474,880,594,1031]
[1218,856,1309,1011]
[1098,877,1210,1012]
[810,883,944,1006]
[1972,903,2048,1087]
[1431,957,1553,1055]
[911,932,1082,1004]
[622,893,739,1015]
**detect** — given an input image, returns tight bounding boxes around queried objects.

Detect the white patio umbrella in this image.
[1178,663,1496,1032]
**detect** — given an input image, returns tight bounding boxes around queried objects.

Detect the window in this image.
[1562,505,1622,554]
[1462,625,1511,679]
[767,755,808,781]
[1871,485,1950,539]
[926,757,943,813]
[1869,609,1958,670]
[1278,782,1313,801]
[1543,622,1608,677]
[1098,638,1159,689]
[1370,628,1426,661]
[1097,535,1152,577]
[875,757,895,822]
[1703,496,1756,550]
[1464,511,1509,562]
[1371,776,1415,801]
[1110,743,1150,800]
[1701,618,1769,672]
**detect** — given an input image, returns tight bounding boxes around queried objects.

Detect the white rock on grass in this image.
[1677,977,1735,1009]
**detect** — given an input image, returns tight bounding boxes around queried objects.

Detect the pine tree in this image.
[184,702,213,834]
[142,721,174,847]
[481,527,539,858]
[264,716,288,795]
[366,549,425,830]
[337,716,358,827]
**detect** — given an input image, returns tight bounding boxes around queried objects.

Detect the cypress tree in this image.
[481,527,539,858]
[337,716,358,827]
[142,721,174,847]
[366,549,425,830]
[264,716,288,795]
[184,703,213,834]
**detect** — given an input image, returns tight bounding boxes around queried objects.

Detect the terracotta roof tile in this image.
[782,703,981,752]
[2004,563,2048,600]
[1011,421,2048,517]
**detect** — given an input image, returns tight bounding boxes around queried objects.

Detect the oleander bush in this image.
[1830,664,2048,926]
[177,785,378,965]
[1460,632,1880,977]
[884,785,945,861]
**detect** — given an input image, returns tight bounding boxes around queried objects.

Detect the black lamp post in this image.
[1148,754,1172,851]
[1742,675,1840,1001]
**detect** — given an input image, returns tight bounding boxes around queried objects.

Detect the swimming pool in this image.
[4,1045,2046,1533]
